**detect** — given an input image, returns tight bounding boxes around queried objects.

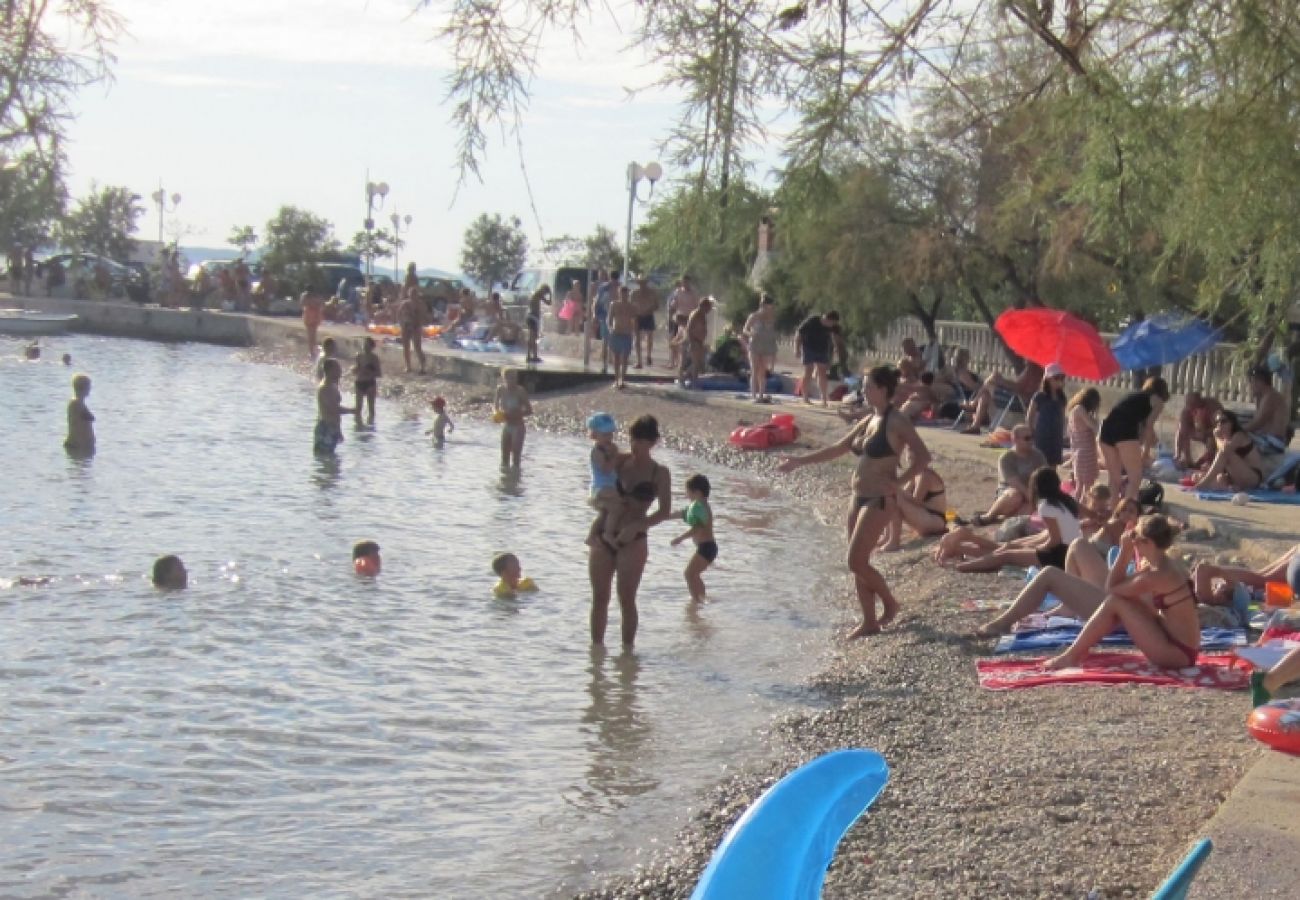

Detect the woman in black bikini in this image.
[588,414,673,648]
[1192,409,1264,491]
[779,366,932,638]
[886,453,948,549]
[1098,376,1169,501]
[1045,514,1200,669]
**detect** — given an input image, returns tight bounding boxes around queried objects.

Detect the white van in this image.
[503,266,594,328]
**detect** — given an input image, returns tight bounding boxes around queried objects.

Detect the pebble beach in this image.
[248,341,1281,899]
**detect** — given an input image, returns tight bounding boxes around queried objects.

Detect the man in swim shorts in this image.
[607,285,636,389]
[398,287,428,374]
[631,274,660,368]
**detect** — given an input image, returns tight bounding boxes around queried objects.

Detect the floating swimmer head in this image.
[352,540,382,576]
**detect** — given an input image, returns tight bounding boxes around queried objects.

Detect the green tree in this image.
[347,228,401,273]
[0,149,66,249]
[260,206,338,277]
[459,213,528,289]
[583,225,623,273]
[59,184,142,259]
[227,225,258,257]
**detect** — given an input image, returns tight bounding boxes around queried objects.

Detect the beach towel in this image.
[1190,489,1300,505]
[994,627,1247,654]
[976,652,1249,690]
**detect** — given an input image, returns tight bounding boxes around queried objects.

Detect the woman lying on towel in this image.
[977,515,1201,669]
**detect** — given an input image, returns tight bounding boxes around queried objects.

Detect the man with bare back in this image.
[631,274,660,369]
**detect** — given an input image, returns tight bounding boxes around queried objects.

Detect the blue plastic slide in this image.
[691,749,889,900]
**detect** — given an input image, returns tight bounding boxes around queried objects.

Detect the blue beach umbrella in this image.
[1110,312,1220,371]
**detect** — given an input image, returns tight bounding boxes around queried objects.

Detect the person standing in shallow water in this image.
[64,374,95,455]
[588,414,673,648]
[778,366,932,638]
[493,367,532,468]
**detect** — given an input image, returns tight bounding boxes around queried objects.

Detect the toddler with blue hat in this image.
[587,412,627,547]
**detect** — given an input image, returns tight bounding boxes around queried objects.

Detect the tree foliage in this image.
[347,228,401,271]
[0,148,66,249]
[260,206,338,277]
[227,225,258,257]
[59,184,142,259]
[459,213,528,289]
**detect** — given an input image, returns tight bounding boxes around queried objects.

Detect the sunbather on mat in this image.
[946,468,1080,573]
[1194,543,1299,606]
[1043,515,1201,670]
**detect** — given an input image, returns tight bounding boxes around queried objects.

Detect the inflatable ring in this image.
[366,324,400,336]
[1246,698,1300,755]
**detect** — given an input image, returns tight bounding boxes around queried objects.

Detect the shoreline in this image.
[20,299,1295,896]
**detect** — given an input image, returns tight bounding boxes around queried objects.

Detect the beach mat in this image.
[976,652,1249,690]
[994,627,1247,654]
[1190,489,1300,505]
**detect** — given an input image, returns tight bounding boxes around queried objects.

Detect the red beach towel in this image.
[976,652,1249,691]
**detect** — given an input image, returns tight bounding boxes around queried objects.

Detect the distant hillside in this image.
[177,245,465,282]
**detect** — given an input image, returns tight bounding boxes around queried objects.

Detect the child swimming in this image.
[427,396,455,446]
[152,555,188,590]
[670,473,717,602]
[491,552,537,597]
[64,373,95,454]
[314,358,355,455]
[353,540,382,576]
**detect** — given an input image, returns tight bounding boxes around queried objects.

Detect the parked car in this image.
[39,253,148,301]
[417,275,465,316]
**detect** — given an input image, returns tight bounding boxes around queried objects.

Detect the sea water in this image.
[0,335,840,898]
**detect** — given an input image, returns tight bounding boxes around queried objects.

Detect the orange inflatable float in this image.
[366,323,445,338]
[729,414,799,450]
[1247,699,1300,755]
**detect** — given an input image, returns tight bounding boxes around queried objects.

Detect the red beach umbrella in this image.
[994,307,1119,381]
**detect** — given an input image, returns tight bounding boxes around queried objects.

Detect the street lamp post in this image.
[622,161,662,281]
[363,173,390,280]
[151,184,182,245]
[390,212,412,281]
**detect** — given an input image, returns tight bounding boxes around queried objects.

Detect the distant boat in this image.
[0,309,79,336]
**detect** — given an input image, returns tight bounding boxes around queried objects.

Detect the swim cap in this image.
[587,412,617,434]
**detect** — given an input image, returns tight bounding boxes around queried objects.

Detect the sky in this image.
[64,0,779,274]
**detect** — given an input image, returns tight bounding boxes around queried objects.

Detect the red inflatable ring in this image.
[1246,698,1300,755]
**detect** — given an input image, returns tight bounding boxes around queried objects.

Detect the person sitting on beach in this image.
[884,451,948,549]
[606,285,635,389]
[961,361,1043,435]
[1025,363,1068,468]
[152,555,188,590]
[1193,543,1299,606]
[64,373,95,454]
[1040,514,1200,669]
[427,396,454,446]
[942,467,1081,573]
[353,336,381,426]
[1174,392,1222,470]
[1246,365,1290,456]
[947,348,982,401]
[967,425,1047,526]
[314,359,354,455]
[1192,409,1265,492]
[493,367,531,469]
[976,514,1200,670]
[353,541,381,576]
[1098,376,1169,502]
[587,412,626,547]
[492,552,538,597]
[670,473,717,602]
[1252,552,1300,704]
[1060,496,1139,584]
[898,337,927,374]
[1077,483,1113,528]
[895,361,936,420]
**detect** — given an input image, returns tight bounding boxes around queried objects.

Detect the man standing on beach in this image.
[678,296,712,386]
[398,287,428,374]
[607,284,636,389]
[592,271,616,374]
[795,309,839,406]
[631,275,659,369]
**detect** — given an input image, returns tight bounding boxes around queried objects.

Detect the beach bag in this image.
[1137,480,1164,514]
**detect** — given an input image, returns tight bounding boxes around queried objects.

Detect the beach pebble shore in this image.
[246,345,1273,898]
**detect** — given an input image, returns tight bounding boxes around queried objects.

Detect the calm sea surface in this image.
[0,334,839,898]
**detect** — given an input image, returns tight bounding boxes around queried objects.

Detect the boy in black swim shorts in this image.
[670,473,716,602]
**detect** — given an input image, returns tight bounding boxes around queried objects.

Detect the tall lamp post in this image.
[390,212,412,281]
[151,184,182,245]
[363,175,389,280]
[622,161,662,281]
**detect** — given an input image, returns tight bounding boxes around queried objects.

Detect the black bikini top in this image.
[852,409,896,459]
[617,461,660,503]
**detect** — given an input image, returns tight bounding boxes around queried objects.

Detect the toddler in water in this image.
[64,373,95,454]
[670,474,717,602]
[491,552,537,597]
[587,412,630,547]
[353,540,381,576]
[427,396,455,446]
